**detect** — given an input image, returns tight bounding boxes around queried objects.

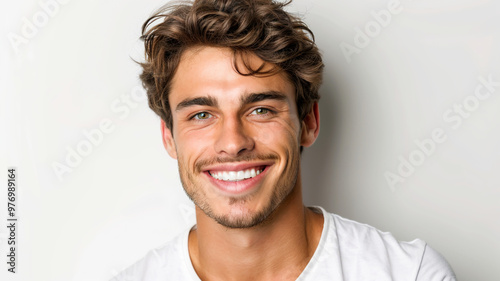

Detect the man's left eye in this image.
[252,108,270,115]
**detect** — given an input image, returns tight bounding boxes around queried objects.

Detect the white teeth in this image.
[250,169,256,178]
[236,171,245,180]
[228,171,237,181]
[209,167,264,181]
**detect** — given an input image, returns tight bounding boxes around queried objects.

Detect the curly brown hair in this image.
[140,0,324,130]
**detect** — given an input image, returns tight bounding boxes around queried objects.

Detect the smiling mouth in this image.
[208,166,266,182]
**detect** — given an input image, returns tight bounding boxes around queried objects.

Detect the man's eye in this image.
[193,112,212,120]
[252,108,270,115]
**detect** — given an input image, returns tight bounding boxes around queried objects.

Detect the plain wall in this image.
[1,0,498,280]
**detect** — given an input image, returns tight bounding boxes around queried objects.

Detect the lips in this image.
[208,167,265,182]
[202,162,272,194]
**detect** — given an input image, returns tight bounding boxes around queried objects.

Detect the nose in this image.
[214,116,255,156]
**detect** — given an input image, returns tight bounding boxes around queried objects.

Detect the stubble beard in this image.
[177,152,300,229]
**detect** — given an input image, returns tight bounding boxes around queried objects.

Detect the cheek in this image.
[175,131,213,164]
[178,127,216,148]
[253,121,300,149]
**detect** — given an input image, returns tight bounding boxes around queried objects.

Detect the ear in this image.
[161,120,178,159]
[300,102,320,147]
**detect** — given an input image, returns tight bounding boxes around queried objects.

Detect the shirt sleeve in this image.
[416,244,457,281]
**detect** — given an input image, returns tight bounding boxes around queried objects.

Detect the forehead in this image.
[169,46,295,104]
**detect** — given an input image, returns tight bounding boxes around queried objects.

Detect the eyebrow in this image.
[176,96,218,111]
[240,91,288,105]
[175,91,288,111]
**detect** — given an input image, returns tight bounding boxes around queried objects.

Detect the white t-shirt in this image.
[111,207,456,280]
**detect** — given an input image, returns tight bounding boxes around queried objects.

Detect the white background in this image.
[1,0,499,280]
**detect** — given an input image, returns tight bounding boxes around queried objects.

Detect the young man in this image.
[113,0,456,280]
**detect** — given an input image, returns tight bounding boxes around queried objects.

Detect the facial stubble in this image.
[176,150,300,229]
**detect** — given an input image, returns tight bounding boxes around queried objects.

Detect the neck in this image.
[188,174,324,281]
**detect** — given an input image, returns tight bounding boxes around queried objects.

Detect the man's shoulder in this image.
[322,210,456,280]
[110,228,194,281]
[330,212,426,251]
[417,244,457,281]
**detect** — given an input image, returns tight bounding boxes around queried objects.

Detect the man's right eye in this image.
[192,112,212,120]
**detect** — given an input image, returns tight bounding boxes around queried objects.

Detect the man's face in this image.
[162,46,313,228]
